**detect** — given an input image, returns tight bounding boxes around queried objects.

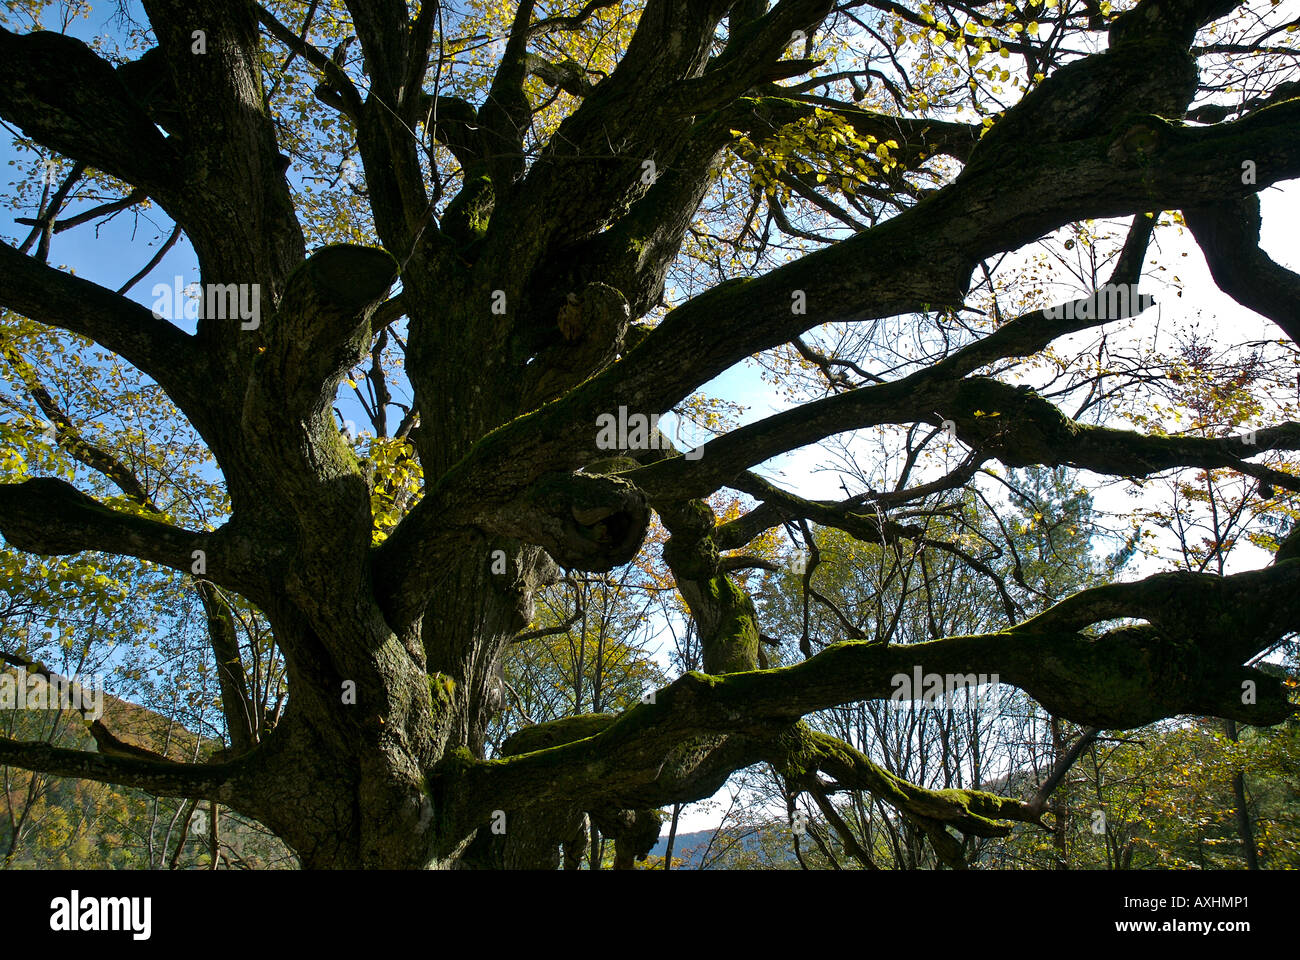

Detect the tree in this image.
[1,0,1298,868]
[711,466,1124,869]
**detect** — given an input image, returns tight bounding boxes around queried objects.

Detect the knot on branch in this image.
[658,499,761,674]
[589,807,663,869]
[255,244,399,410]
[1108,118,1167,165]
[511,471,650,571]
[659,500,718,578]
[281,243,401,323]
[945,378,1076,466]
[523,282,630,406]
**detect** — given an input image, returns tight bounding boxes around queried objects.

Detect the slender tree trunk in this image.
[1050,716,1069,869]
[664,803,681,870]
[1225,720,1259,869]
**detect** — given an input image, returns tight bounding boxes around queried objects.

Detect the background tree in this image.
[1,0,1298,868]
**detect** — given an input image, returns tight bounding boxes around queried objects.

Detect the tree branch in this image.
[256,1,362,119]
[1185,193,1300,344]
[0,27,179,194]
[0,242,204,423]
[0,735,255,801]
[0,477,257,595]
[442,558,1297,832]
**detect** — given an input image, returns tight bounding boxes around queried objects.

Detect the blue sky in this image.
[3,1,1298,839]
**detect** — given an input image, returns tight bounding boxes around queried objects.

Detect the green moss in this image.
[698,574,761,674]
[501,713,618,756]
[428,672,457,704]
[439,746,477,774]
[444,172,495,244]
[583,455,641,476]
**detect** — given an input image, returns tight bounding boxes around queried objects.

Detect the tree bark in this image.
[0,0,1297,868]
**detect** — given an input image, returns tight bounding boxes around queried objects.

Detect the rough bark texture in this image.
[1,0,1298,868]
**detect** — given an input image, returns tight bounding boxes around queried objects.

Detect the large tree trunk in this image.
[1,0,1299,871]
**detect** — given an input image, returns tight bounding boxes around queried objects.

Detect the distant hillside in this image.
[650,829,717,868]
[1,667,294,869]
[649,825,805,869]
